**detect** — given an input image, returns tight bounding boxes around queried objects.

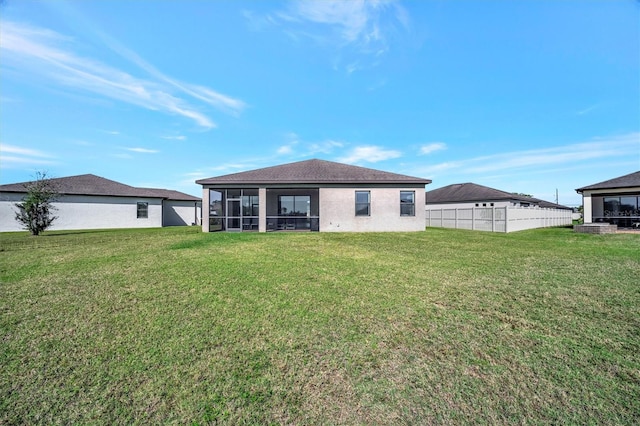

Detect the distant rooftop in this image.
[426,182,572,209]
[0,174,200,201]
[426,182,535,204]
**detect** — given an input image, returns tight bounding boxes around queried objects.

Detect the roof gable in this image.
[576,171,640,192]
[0,174,200,201]
[196,159,431,185]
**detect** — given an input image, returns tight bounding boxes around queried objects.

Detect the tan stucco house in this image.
[576,171,640,228]
[0,174,201,232]
[196,159,431,232]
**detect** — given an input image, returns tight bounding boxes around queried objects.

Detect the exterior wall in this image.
[319,186,426,232]
[0,192,163,232]
[0,193,24,232]
[163,200,201,226]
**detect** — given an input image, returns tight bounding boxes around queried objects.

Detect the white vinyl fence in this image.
[425,207,573,233]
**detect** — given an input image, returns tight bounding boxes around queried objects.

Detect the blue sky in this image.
[1,0,638,207]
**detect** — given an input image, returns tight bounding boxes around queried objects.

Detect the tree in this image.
[14,172,58,236]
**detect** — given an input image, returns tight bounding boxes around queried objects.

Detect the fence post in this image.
[472,207,475,230]
[491,207,495,232]
[505,206,509,233]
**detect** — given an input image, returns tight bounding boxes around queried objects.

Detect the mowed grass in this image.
[1,226,638,425]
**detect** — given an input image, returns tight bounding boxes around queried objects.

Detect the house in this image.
[425,182,557,209]
[425,182,573,232]
[195,159,431,232]
[0,174,201,232]
[576,171,640,228]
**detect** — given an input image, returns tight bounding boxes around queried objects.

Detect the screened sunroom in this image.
[208,188,319,232]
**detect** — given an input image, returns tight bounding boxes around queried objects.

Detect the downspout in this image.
[161,198,165,227]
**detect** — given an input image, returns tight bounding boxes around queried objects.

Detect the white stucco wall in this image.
[319,187,426,232]
[0,193,163,232]
[163,200,201,226]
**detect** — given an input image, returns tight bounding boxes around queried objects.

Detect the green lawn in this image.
[1,227,638,424]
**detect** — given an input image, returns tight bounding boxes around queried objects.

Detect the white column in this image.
[582,192,592,223]
[259,187,267,232]
[202,187,210,232]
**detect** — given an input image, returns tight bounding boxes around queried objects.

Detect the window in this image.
[400,191,415,216]
[355,191,370,216]
[278,195,310,216]
[137,202,148,219]
[242,195,259,216]
[605,196,640,217]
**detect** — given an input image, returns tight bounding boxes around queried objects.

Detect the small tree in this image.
[14,172,58,236]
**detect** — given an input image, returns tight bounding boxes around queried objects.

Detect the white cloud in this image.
[277,144,295,155]
[276,133,344,157]
[0,144,56,168]
[254,0,409,72]
[422,133,640,176]
[338,145,402,164]
[0,20,245,129]
[288,0,404,46]
[576,104,599,116]
[1,143,53,158]
[125,147,158,154]
[419,142,447,155]
[308,139,344,154]
[161,135,187,141]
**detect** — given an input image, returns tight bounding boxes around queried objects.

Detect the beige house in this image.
[196,159,431,232]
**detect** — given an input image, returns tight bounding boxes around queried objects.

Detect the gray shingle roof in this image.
[425,182,571,209]
[196,159,431,185]
[576,171,640,192]
[426,182,533,204]
[0,174,200,201]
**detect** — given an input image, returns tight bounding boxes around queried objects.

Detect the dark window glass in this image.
[400,191,415,216]
[209,190,223,217]
[620,196,637,215]
[604,197,620,217]
[279,196,295,215]
[279,195,310,216]
[242,195,259,217]
[294,196,310,216]
[355,191,370,216]
[137,202,148,219]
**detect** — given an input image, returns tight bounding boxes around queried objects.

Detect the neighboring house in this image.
[576,171,640,228]
[425,182,573,232]
[196,159,431,232]
[0,174,201,232]
[425,182,571,209]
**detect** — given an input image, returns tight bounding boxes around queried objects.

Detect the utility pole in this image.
[555,188,559,205]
